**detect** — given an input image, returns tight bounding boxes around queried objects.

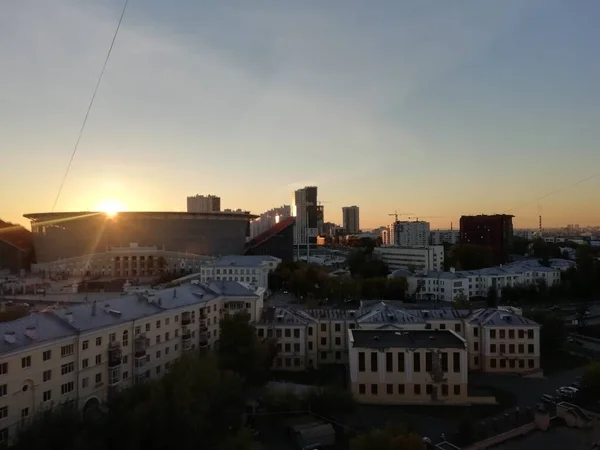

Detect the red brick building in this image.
[459,215,514,265]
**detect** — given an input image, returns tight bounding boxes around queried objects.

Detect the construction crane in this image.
[408,216,442,222]
[388,210,412,222]
[317,200,330,206]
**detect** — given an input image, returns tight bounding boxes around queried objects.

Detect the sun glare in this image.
[95,199,126,217]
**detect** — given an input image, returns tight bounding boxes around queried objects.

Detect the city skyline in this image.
[2,1,599,229]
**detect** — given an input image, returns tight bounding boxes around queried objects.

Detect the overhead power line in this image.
[52,0,130,212]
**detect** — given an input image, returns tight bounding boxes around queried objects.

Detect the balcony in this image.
[108,342,122,367]
[108,367,121,387]
[134,335,148,357]
[181,313,191,326]
[198,331,209,347]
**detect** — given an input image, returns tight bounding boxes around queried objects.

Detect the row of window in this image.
[490,358,536,369]
[490,329,535,340]
[358,383,462,397]
[358,351,462,374]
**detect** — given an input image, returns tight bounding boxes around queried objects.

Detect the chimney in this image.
[4,331,16,344]
[92,301,97,316]
[65,312,74,324]
[25,326,37,340]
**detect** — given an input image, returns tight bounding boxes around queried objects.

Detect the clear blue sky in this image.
[1,0,599,229]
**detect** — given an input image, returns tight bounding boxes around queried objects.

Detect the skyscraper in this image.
[342,206,360,234]
[389,221,430,247]
[460,214,514,265]
[292,186,320,248]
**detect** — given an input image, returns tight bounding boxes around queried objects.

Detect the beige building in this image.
[348,329,469,405]
[256,303,541,377]
[0,281,263,445]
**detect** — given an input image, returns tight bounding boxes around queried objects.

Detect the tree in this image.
[384,277,408,301]
[348,249,389,278]
[453,292,470,310]
[580,363,600,403]
[486,286,498,307]
[448,244,494,271]
[218,312,277,386]
[524,311,565,355]
[350,424,423,450]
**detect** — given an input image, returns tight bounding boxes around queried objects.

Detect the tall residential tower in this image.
[342,206,360,234]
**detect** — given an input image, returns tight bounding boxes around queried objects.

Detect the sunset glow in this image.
[95,199,126,217]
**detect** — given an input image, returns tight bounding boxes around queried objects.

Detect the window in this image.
[156,366,161,374]
[21,356,31,368]
[518,344,524,354]
[509,330,515,339]
[156,350,161,358]
[474,356,479,365]
[96,337,102,346]
[109,333,116,343]
[175,315,179,323]
[335,337,341,346]
[0,407,7,419]
[308,342,313,351]
[474,327,479,337]
[82,340,89,350]
[145,323,150,332]
[165,347,170,355]
[414,385,421,395]
[426,384,433,395]
[359,384,366,394]
[413,353,421,372]
[499,330,505,339]
[43,350,52,361]
[474,342,479,351]
[371,384,378,395]
[490,358,497,368]
[294,329,300,338]
[43,370,51,382]
[43,390,52,402]
[95,354,102,365]
[156,335,161,344]
[491,344,497,353]
[453,352,460,372]
[0,363,7,375]
[509,344,515,353]
[284,329,291,338]
[425,352,433,372]
[490,329,496,339]
[500,359,506,368]
[276,329,282,338]
[166,317,170,325]
[528,344,534,354]
[95,373,102,384]
[528,330,534,339]
[284,343,291,352]
[386,384,393,394]
[320,337,326,346]
[370,352,378,372]
[257,329,264,338]
[518,329,525,339]
[123,330,129,346]
[442,384,449,396]
[320,351,327,359]
[454,385,461,395]
[500,344,506,353]
[0,385,6,398]
[519,359,525,368]
[441,352,448,372]
[397,353,405,372]
[398,384,405,394]
[294,343,300,352]
[308,327,313,336]
[0,428,8,443]
[61,362,75,375]
[335,351,341,360]
[335,323,341,332]
[528,359,534,368]
[156,320,161,329]
[82,358,89,369]
[61,382,74,395]
[454,324,461,333]
[21,408,29,418]
[83,378,89,388]
[439,324,446,330]
[320,324,326,332]
[386,352,393,372]
[358,352,365,372]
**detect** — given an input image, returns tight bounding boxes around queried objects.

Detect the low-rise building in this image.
[374,246,444,272]
[348,329,469,405]
[429,229,460,246]
[255,303,541,380]
[0,281,263,444]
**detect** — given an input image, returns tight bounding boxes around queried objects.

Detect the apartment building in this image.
[186,194,221,213]
[385,221,430,247]
[429,229,459,246]
[342,206,360,235]
[180,255,281,290]
[407,261,563,302]
[256,303,541,379]
[349,329,469,405]
[0,281,263,444]
[374,245,444,272]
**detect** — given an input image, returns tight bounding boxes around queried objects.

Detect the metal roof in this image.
[351,329,466,349]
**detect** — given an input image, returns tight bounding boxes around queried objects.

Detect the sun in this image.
[95,199,126,217]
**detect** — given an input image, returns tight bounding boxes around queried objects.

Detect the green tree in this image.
[453,292,470,309]
[348,249,389,278]
[384,277,408,301]
[487,286,498,307]
[350,424,422,450]
[448,244,494,271]
[580,362,600,403]
[218,312,277,386]
[524,311,565,355]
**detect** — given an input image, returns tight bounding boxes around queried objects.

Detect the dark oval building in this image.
[24,211,256,263]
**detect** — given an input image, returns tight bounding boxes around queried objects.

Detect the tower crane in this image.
[388,210,412,222]
[407,216,442,222]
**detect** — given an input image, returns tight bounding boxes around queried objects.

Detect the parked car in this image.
[541,394,556,404]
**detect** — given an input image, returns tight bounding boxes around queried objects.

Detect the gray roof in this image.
[0,313,76,355]
[209,255,279,267]
[351,329,465,350]
[257,307,316,325]
[467,309,539,327]
[207,280,258,297]
[389,268,413,278]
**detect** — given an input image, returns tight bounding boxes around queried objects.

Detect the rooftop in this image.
[0,313,75,354]
[351,329,466,350]
[24,211,258,221]
[208,255,280,267]
[467,308,539,327]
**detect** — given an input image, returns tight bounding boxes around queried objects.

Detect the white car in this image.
[557,386,578,397]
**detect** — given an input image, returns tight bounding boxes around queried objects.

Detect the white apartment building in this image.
[250,206,292,239]
[384,221,430,247]
[0,281,263,445]
[407,260,563,303]
[186,194,221,213]
[255,303,541,383]
[374,246,444,272]
[429,229,459,246]
[342,206,360,235]
[172,255,281,290]
[30,243,213,278]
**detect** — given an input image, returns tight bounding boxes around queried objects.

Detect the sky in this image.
[1,0,599,230]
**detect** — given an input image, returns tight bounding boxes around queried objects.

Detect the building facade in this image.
[292,187,321,248]
[460,215,514,265]
[374,246,444,272]
[386,221,430,247]
[429,229,460,246]
[348,329,469,405]
[0,221,34,274]
[255,303,541,383]
[186,195,221,213]
[342,206,360,235]
[0,281,263,445]
[245,217,296,262]
[250,205,292,239]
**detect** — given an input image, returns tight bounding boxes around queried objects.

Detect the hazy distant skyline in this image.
[2,0,599,229]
